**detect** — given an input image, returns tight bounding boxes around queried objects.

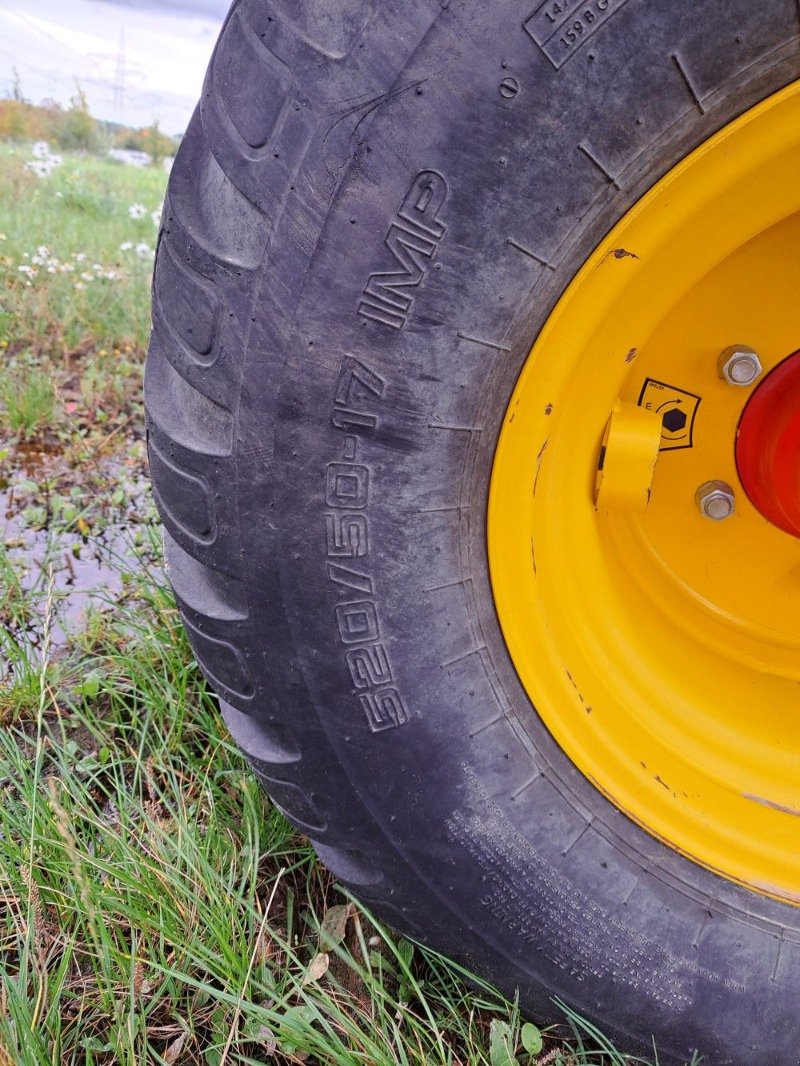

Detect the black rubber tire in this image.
[145,3,800,1062]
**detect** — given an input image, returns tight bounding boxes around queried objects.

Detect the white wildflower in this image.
[74,282,86,291]
[60,263,75,273]
[135,241,153,259]
[0,234,6,241]
[104,270,120,281]
[46,265,57,274]
[25,145,62,178]
[128,203,147,220]
[18,264,37,277]
[151,207,162,227]
[119,241,134,252]
[74,253,87,262]
[80,272,94,282]
[108,148,150,168]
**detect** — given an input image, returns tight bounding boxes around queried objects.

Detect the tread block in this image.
[184,616,254,699]
[168,113,267,269]
[221,700,301,765]
[149,439,216,545]
[214,12,292,150]
[252,766,326,833]
[164,530,247,621]
[145,338,234,457]
[153,242,221,365]
[263,0,375,60]
[310,841,384,887]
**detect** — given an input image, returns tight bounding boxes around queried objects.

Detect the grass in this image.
[0,142,162,359]
[1,549,664,1066]
[0,367,54,438]
[0,142,159,471]
[0,142,689,1064]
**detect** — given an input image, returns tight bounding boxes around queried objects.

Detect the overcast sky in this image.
[0,0,231,134]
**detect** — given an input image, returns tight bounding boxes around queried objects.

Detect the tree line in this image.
[1,75,178,164]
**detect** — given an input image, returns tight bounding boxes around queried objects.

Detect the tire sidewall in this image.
[219,1,800,1059]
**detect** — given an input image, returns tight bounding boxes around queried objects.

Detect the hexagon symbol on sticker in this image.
[662,407,688,434]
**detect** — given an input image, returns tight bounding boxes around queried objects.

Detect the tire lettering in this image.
[335,355,386,407]
[325,462,369,509]
[324,354,411,733]
[325,513,368,557]
[327,562,374,595]
[346,643,393,689]
[524,0,629,68]
[358,171,448,331]
[358,689,409,732]
[335,600,380,644]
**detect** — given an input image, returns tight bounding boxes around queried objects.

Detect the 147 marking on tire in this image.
[325,355,410,733]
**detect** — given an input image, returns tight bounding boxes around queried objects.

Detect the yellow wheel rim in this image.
[489,81,800,903]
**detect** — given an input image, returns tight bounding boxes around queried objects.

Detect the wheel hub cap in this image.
[737,350,800,539]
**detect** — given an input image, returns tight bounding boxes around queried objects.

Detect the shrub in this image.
[54,89,105,154]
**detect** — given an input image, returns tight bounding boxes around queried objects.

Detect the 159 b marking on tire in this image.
[325,355,410,733]
[524,0,629,68]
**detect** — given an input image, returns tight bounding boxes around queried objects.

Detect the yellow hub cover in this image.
[489,82,800,902]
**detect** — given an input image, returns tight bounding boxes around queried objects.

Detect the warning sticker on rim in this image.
[637,378,701,451]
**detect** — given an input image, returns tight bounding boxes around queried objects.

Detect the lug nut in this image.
[696,480,735,521]
[718,344,763,387]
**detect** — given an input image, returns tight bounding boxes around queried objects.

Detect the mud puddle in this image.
[1,434,161,668]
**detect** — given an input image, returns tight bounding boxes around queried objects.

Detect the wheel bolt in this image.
[718,345,763,387]
[696,480,735,521]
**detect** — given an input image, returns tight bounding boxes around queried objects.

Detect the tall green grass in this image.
[0,366,54,438]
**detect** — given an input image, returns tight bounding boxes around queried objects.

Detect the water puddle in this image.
[1,434,160,671]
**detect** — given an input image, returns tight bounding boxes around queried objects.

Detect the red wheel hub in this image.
[736,351,800,538]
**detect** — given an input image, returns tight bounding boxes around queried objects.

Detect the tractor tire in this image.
[145,1,800,1061]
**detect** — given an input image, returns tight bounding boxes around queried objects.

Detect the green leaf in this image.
[521,1022,543,1057]
[490,1019,519,1066]
[23,505,46,528]
[278,1004,316,1055]
[397,937,415,971]
[80,669,102,699]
